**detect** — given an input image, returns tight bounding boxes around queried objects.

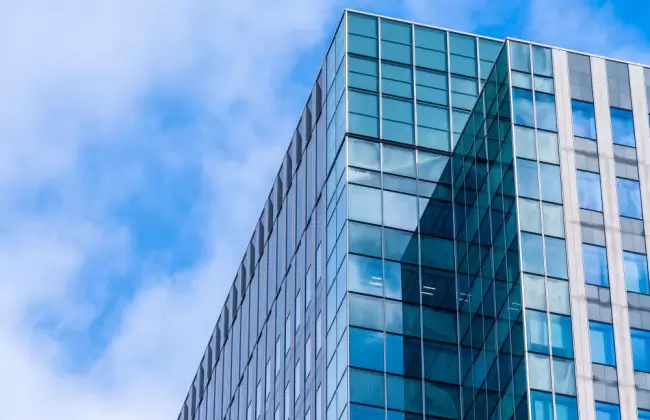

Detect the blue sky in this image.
[0,0,649,418]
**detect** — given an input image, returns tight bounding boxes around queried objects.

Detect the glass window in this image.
[348,185,382,225]
[515,125,537,160]
[349,254,383,296]
[631,328,650,372]
[381,19,411,44]
[545,237,567,279]
[519,198,541,234]
[382,62,413,98]
[349,221,382,258]
[415,47,447,72]
[617,178,642,218]
[350,404,383,420]
[543,203,565,237]
[422,307,456,344]
[383,144,416,177]
[417,102,450,151]
[423,341,458,384]
[384,260,419,302]
[350,327,384,371]
[349,90,379,137]
[382,97,414,144]
[424,381,460,419]
[417,150,449,183]
[522,233,545,275]
[572,100,597,139]
[510,42,531,73]
[384,227,418,264]
[524,273,546,311]
[386,374,423,413]
[349,138,380,170]
[640,409,650,420]
[385,300,421,337]
[556,395,579,420]
[349,56,379,92]
[540,163,562,203]
[415,26,446,51]
[536,93,558,132]
[517,159,539,199]
[548,278,571,315]
[538,131,560,164]
[531,391,553,420]
[624,252,650,294]
[348,13,378,38]
[527,310,549,354]
[550,314,574,358]
[386,334,422,377]
[610,107,635,146]
[589,321,616,366]
[449,33,475,57]
[583,244,609,287]
[383,191,418,231]
[382,40,412,65]
[528,353,552,391]
[533,46,553,77]
[450,53,477,78]
[416,68,448,105]
[577,171,603,211]
[553,358,577,396]
[595,402,620,420]
[349,293,383,331]
[513,88,535,127]
[350,368,385,407]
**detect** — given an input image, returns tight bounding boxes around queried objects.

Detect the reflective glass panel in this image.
[583,244,609,287]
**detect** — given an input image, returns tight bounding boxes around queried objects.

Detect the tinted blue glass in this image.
[423,341,459,384]
[624,252,650,294]
[545,237,567,279]
[595,402,621,420]
[385,300,421,337]
[531,391,553,420]
[639,410,650,420]
[589,321,616,366]
[540,163,562,203]
[536,92,558,132]
[350,327,384,371]
[384,260,419,302]
[527,310,549,353]
[631,329,650,372]
[348,13,378,38]
[555,395,578,420]
[386,334,422,376]
[424,382,460,418]
[572,100,597,139]
[577,171,603,211]
[550,314,574,358]
[610,107,635,146]
[350,404,383,420]
[513,88,535,127]
[349,254,383,296]
[349,222,382,258]
[617,178,643,218]
[583,244,609,286]
[349,293,383,331]
[386,375,423,413]
[517,159,539,199]
[522,233,545,275]
[350,368,385,407]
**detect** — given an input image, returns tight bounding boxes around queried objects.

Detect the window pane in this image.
[553,358,576,396]
[415,26,446,51]
[595,402,620,420]
[577,171,603,211]
[545,237,567,279]
[349,254,383,296]
[350,404,383,420]
[384,227,418,264]
[423,341,459,384]
[350,327,384,371]
[381,19,412,44]
[424,381,460,418]
[531,391,553,420]
[632,329,650,372]
[550,314,574,358]
[349,293,383,331]
[527,310,549,353]
[547,278,571,315]
[524,273,546,311]
[513,88,535,127]
[417,151,450,183]
[538,131,560,164]
[384,260,419,302]
[572,100,597,139]
[515,125,537,160]
[517,159,539,199]
[510,42,531,73]
[624,252,650,294]
[350,368,385,407]
[348,185,382,224]
[422,307,456,344]
[349,221,382,258]
[386,375,423,413]
[617,178,642,219]
[385,300,421,337]
[348,13,378,38]
[556,395,578,420]
[382,40,412,65]
[519,198,541,233]
[536,92,558,132]
[589,321,616,366]
[543,203,565,237]
[529,353,552,391]
[386,334,422,377]
[383,144,416,177]
[540,163,562,203]
[522,233,545,275]
[349,138,380,170]
[610,107,635,146]
[383,191,418,231]
[583,244,609,286]
[533,46,553,77]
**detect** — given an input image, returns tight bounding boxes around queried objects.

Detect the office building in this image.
[176,9,650,420]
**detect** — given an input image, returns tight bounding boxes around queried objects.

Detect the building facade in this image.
[176,10,650,420]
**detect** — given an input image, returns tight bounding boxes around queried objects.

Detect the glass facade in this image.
[176,10,650,420]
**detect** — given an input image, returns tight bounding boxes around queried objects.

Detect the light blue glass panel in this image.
[449,33,476,57]
[517,159,539,199]
[386,334,421,376]
[349,90,379,137]
[349,327,384,371]
[415,48,447,71]
[631,329,650,372]
[583,244,609,287]
[417,151,449,183]
[527,309,549,353]
[384,227,418,264]
[383,144,416,177]
[414,26,446,51]
[513,88,535,127]
[349,34,379,58]
[348,13,378,38]
[350,368,385,407]
[349,138,380,170]
[381,19,411,44]
[528,353,552,391]
[385,300,420,337]
[510,42,531,73]
[543,203,565,238]
[416,69,448,105]
[524,273,546,311]
[624,251,650,294]
[617,178,642,218]
[386,375,422,413]
[572,100,597,139]
[553,358,577,396]
[348,56,379,92]
[382,41,412,65]
[515,126,536,160]
[417,102,450,130]
[349,254,383,296]
[533,46,553,77]
[540,163,562,203]
[531,391,553,420]
[519,198,541,233]
[610,107,635,146]
[639,409,650,420]
[382,62,413,98]
[522,233,545,275]
[550,314,574,358]
[556,395,578,420]
[349,221,381,258]
[450,54,477,78]
[479,38,502,62]
[589,321,616,366]
[577,170,603,211]
[383,191,418,231]
[349,293,383,331]
[536,92,558,132]
[595,402,620,420]
[348,185,382,224]
[350,404,383,420]
[545,237,568,279]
